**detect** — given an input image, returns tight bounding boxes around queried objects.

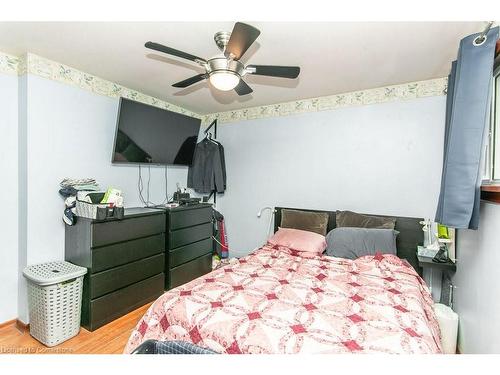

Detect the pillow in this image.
[325,227,399,259]
[280,209,329,235]
[268,228,327,254]
[336,210,396,229]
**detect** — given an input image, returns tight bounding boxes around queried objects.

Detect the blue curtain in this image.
[435,27,499,229]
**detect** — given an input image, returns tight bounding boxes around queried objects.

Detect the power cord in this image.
[137,164,171,207]
[138,165,147,206]
[212,235,229,250]
[159,165,170,205]
[146,165,152,205]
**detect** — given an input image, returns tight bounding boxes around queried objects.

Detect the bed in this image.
[124,207,441,354]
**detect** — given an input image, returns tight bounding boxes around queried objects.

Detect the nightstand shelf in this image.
[417,255,456,272]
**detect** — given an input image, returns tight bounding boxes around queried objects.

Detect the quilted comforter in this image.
[124,244,441,354]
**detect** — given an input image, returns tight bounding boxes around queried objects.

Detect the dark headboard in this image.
[274,207,424,275]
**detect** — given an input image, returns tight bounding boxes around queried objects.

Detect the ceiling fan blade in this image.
[172,74,208,88]
[145,41,207,64]
[224,22,261,60]
[234,79,253,96]
[247,65,300,79]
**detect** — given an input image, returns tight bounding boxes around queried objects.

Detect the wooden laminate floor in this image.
[0,303,151,354]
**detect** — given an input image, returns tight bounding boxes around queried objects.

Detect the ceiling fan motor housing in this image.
[214,31,232,52]
[207,57,245,78]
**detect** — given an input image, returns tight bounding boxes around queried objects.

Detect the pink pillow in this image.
[268,228,327,254]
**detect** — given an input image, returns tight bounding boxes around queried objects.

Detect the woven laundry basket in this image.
[23,261,87,347]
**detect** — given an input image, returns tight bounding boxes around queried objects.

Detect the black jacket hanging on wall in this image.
[187,138,227,194]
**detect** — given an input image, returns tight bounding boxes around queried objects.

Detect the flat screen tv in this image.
[112,98,201,165]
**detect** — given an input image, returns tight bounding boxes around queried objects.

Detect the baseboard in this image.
[0,319,16,329]
[0,318,29,331]
[15,319,29,331]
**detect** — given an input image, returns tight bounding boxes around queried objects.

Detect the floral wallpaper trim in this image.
[2,51,447,125]
[202,77,448,125]
[0,51,201,119]
[26,53,201,118]
[0,52,21,76]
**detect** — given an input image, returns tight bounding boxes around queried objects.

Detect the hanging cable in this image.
[160,165,170,205]
[146,165,152,205]
[138,164,172,207]
[138,165,148,206]
[211,235,229,250]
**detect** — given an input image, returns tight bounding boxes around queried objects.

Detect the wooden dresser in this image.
[164,204,213,290]
[65,207,166,331]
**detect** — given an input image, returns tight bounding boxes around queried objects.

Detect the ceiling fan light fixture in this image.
[209,71,240,91]
[145,22,300,96]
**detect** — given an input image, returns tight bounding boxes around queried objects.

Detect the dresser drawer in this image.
[169,238,212,268]
[91,213,165,247]
[169,207,212,230]
[169,222,212,249]
[86,273,164,331]
[170,252,212,289]
[90,253,164,298]
[91,234,164,273]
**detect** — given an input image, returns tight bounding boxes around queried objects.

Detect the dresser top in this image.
[123,207,166,217]
[152,203,213,212]
[81,206,165,223]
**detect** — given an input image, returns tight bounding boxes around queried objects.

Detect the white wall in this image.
[0,72,448,324]
[24,75,191,263]
[454,201,500,354]
[0,73,19,323]
[17,75,28,323]
[16,74,193,322]
[6,67,499,353]
[215,96,446,257]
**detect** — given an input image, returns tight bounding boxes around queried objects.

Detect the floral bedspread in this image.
[124,245,441,354]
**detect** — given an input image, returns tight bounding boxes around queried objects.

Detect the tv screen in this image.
[112,98,201,165]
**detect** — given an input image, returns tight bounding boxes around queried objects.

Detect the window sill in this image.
[481,184,500,204]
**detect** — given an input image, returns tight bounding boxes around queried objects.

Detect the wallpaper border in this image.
[0,51,201,118]
[0,52,21,76]
[202,77,448,125]
[2,50,447,124]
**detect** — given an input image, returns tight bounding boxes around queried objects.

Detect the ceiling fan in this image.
[145,22,301,96]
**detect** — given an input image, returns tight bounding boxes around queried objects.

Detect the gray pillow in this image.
[280,209,329,235]
[325,227,399,259]
[336,210,396,229]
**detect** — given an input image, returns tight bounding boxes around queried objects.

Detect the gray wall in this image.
[0,73,19,323]
[214,96,446,257]
[454,201,500,353]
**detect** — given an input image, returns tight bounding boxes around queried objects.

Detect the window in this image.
[487,66,500,181]
[493,67,500,180]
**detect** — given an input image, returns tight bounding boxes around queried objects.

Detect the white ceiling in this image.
[0,22,485,114]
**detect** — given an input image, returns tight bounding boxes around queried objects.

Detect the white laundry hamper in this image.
[23,261,87,347]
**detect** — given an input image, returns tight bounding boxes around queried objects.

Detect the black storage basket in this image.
[75,192,124,220]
